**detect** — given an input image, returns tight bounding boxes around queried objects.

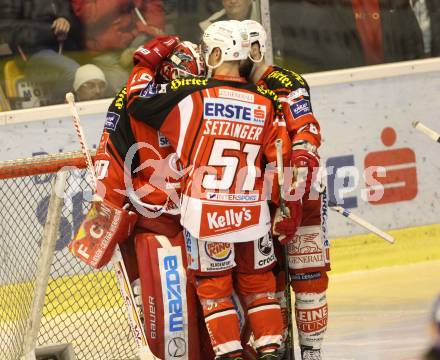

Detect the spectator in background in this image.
[0,0,80,105]
[73,64,108,101]
[197,0,284,63]
[410,0,440,57]
[270,0,425,73]
[199,0,259,31]
[425,294,440,360]
[71,0,166,93]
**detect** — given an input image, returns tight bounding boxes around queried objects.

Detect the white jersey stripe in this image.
[176,95,194,158]
[129,83,149,91]
[253,334,282,349]
[247,303,281,315]
[213,340,243,356]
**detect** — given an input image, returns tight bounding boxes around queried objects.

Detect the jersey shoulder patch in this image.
[105,87,127,131]
[112,87,127,112]
[264,66,308,91]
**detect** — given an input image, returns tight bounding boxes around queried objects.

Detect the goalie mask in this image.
[157,41,206,82]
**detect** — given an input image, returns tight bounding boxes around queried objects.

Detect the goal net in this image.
[0,152,137,360]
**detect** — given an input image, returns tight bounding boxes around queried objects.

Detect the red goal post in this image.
[0,151,137,360]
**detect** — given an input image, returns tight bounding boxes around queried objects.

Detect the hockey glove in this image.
[133,35,180,70]
[291,142,320,201]
[272,200,302,245]
[69,199,138,269]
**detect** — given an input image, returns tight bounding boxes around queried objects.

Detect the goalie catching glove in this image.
[133,35,180,70]
[69,199,138,269]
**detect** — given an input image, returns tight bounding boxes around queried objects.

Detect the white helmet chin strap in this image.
[205,50,224,78]
[248,51,264,63]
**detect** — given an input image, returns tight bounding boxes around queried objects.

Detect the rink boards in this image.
[2,58,440,240]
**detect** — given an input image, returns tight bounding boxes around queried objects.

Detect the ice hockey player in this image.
[127,20,292,359]
[69,38,208,359]
[240,20,330,360]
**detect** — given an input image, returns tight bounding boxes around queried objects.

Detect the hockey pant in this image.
[196,272,284,358]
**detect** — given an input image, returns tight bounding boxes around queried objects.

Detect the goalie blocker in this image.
[69,199,138,268]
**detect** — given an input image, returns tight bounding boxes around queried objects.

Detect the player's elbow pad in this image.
[69,199,138,269]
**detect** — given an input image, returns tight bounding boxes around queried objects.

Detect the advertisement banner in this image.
[314,70,440,236]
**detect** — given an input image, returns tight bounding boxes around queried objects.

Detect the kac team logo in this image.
[205,242,232,262]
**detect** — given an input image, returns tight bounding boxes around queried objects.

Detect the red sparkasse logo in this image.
[364,127,418,204]
[254,107,265,120]
[200,204,260,237]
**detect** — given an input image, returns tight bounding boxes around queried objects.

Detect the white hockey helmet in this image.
[201,20,251,70]
[242,19,267,62]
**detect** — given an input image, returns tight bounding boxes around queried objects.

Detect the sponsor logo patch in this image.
[200,204,261,238]
[148,296,157,339]
[288,226,325,270]
[158,248,188,359]
[206,193,259,202]
[291,232,322,255]
[158,131,171,147]
[290,99,311,119]
[140,81,158,98]
[104,111,120,131]
[168,336,186,357]
[295,305,328,334]
[204,98,266,125]
[258,235,272,256]
[292,272,321,281]
[204,242,232,261]
[184,229,199,270]
[199,240,235,272]
[218,89,254,103]
[287,88,309,101]
[255,233,275,269]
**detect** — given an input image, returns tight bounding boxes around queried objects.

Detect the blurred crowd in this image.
[0,0,439,110]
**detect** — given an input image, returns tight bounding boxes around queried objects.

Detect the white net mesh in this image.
[0,152,137,359]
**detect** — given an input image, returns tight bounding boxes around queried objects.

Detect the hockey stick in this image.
[412,121,440,143]
[66,93,156,360]
[327,201,395,244]
[275,138,295,360]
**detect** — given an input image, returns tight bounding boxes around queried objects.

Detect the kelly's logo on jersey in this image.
[204,98,266,125]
